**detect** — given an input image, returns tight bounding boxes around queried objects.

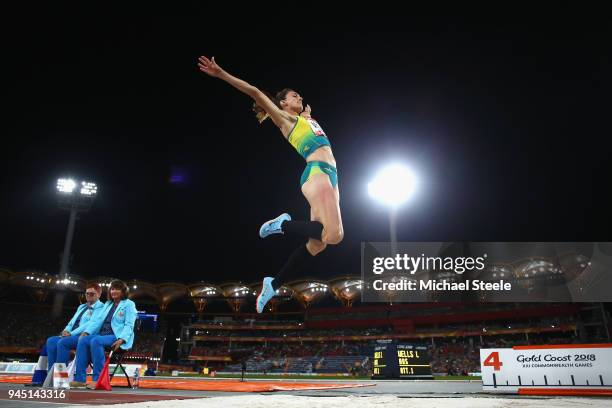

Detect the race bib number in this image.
[307,119,326,136]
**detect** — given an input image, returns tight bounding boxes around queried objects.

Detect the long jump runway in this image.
[1,377,611,408]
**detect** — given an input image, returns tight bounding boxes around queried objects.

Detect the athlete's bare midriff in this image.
[306,146,336,168]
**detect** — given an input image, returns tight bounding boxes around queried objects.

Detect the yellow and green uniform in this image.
[288,116,331,159]
[300,161,337,188]
[287,116,337,188]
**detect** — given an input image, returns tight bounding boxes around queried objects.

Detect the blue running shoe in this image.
[256,277,276,313]
[259,213,291,238]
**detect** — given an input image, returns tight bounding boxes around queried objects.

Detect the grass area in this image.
[156,372,481,381]
[216,374,370,380]
[156,372,368,380]
[433,375,481,381]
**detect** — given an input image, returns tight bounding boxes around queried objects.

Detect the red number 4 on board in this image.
[483,352,503,371]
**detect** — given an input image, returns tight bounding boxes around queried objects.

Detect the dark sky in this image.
[2,7,610,284]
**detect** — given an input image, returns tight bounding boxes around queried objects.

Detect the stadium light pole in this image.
[368,164,416,256]
[56,178,98,279]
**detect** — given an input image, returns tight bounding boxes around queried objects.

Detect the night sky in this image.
[3,8,609,285]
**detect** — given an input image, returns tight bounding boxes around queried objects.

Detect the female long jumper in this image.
[198,56,343,312]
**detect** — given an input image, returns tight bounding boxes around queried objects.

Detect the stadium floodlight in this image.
[57,178,77,193]
[55,177,98,279]
[80,181,98,196]
[57,178,98,211]
[368,164,416,208]
[368,163,417,256]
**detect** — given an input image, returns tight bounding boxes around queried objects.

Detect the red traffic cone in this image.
[95,351,113,391]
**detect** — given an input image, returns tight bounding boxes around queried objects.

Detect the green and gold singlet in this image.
[287,116,337,188]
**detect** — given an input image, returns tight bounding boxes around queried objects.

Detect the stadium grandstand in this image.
[0,266,610,377]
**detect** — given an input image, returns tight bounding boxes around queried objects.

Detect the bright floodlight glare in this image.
[80,181,97,196]
[57,178,76,193]
[368,163,416,207]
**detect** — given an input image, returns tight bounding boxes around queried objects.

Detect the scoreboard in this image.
[372,341,433,379]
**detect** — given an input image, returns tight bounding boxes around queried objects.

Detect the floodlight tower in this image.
[56,178,98,279]
[368,164,416,256]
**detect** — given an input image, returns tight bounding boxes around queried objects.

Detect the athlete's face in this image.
[281,90,303,113]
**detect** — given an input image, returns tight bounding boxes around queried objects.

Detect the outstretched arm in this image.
[198,56,295,134]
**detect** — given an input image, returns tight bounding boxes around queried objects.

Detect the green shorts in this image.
[300,161,338,188]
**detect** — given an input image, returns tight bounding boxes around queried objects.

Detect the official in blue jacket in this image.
[71,280,137,388]
[45,283,104,370]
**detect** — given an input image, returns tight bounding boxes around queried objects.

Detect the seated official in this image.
[45,283,104,371]
[70,280,137,389]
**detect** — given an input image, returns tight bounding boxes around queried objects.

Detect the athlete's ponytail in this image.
[252,91,276,123]
[252,88,293,124]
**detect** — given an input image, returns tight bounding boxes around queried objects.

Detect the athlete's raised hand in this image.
[301,104,312,119]
[198,55,223,78]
